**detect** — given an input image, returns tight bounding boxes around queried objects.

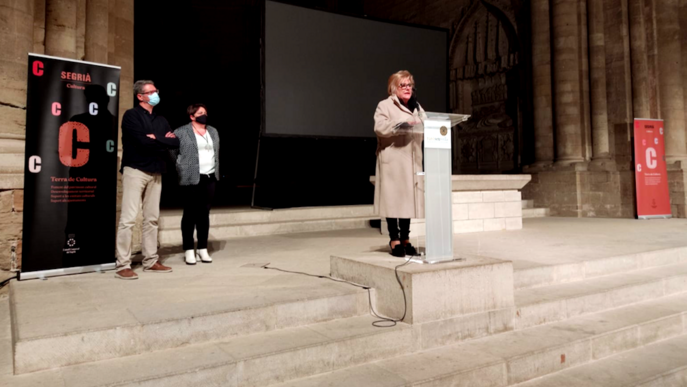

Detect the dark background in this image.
[134,0,413,209]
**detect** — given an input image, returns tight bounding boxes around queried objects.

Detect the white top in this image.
[194,131,215,175]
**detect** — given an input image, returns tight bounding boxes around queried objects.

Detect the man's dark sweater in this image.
[120,105,180,173]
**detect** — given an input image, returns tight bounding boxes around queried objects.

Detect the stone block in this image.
[504,190,522,202]
[0,240,10,271]
[13,190,23,212]
[418,307,514,350]
[639,315,684,346]
[331,254,515,324]
[0,192,12,213]
[507,340,592,384]
[591,327,639,360]
[484,218,506,232]
[505,217,523,230]
[469,203,495,219]
[495,202,522,218]
[0,213,22,238]
[452,204,468,220]
[482,191,505,203]
[453,191,482,204]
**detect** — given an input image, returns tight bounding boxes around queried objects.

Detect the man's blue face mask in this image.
[147,92,160,106]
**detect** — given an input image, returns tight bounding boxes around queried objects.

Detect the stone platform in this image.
[2,217,687,386]
[374,174,531,236]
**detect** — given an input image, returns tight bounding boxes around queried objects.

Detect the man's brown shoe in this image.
[115,268,138,280]
[144,262,173,273]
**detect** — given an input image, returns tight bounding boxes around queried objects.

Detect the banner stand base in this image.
[19,263,116,281]
[638,215,672,220]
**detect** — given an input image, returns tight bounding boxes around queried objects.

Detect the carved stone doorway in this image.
[449,0,521,174]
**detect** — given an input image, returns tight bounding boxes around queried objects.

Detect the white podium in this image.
[419,112,470,263]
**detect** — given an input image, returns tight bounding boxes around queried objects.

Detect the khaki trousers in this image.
[116,167,162,270]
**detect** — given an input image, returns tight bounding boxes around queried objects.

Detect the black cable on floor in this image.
[0,274,18,290]
[262,256,413,328]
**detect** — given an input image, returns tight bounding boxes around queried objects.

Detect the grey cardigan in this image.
[171,123,220,186]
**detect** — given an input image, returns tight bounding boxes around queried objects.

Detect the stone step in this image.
[269,293,687,387]
[522,207,549,218]
[515,335,687,387]
[514,262,687,330]
[159,205,376,229]
[514,246,687,290]
[10,282,370,374]
[522,199,534,209]
[159,216,376,248]
[2,315,415,387]
[5,283,687,386]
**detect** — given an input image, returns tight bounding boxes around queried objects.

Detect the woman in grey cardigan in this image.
[172,103,220,265]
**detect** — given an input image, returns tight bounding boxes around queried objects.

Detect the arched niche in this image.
[448,0,521,175]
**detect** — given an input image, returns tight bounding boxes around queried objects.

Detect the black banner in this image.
[21,54,120,277]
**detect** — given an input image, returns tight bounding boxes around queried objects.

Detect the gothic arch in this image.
[448,0,522,174]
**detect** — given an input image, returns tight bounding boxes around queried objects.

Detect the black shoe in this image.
[390,242,406,258]
[403,243,418,256]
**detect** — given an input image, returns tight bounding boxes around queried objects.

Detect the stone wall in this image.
[382,189,524,237]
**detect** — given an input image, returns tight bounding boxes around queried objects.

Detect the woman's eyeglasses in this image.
[399,83,413,89]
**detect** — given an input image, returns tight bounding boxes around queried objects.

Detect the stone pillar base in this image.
[0,189,23,272]
[667,161,687,218]
[589,158,617,172]
[522,170,636,218]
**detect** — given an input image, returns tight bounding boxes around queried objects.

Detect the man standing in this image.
[115,80,179,280]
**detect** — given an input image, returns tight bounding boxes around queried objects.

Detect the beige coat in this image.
[373,95,425,219]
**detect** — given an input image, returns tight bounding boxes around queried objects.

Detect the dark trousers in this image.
[181,174,216,250]
[386,218,411,241]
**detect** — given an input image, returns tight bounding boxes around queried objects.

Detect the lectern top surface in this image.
[424,112,470,127]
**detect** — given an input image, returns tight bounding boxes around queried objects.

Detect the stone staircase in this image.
[522,199,550,218]
[3,247,687,386]
[158,205,378,247]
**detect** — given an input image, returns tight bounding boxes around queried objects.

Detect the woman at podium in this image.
[171,104,221,265]
[373,70,426,257]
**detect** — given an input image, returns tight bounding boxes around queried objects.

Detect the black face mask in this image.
[195,114,208,125]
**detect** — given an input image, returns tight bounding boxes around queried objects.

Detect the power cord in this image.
[261,255,414,328]
[0,273,18,290]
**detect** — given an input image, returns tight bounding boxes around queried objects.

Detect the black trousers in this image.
[181,174,216,250]
[386,218,411,241]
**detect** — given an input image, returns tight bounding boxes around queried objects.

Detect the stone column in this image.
[681,0,687,144]
[0,0,33,271]
[0,0,34,151]
[588,0,611,162]
[551,0,588,165]
[45,0,78,58]
[34,0,46,54]
[76,0,86,60]
[109,0,134,126]
[628,0,650,118]
[657,0,687,163]
[85,0,109,63]
[109,0,136,252]
[530,0,554,167]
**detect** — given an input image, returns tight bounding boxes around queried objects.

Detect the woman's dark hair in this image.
[187,103,207,116]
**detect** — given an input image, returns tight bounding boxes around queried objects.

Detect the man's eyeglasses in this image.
[139,89,159,95]
[399,83,413,89]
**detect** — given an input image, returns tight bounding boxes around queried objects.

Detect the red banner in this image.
[634,119,671,219]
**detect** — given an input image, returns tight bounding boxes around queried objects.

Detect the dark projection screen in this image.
[265,1,448,138]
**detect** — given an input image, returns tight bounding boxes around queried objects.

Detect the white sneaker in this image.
[184,250,197,265]
[197,249,212,263]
